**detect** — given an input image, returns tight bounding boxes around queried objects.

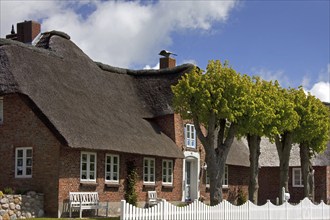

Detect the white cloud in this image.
[1,0,238,68]
[306,81,330,103]
[143,62,160,70]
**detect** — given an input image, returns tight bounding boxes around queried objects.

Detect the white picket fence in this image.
[120,198,330,220]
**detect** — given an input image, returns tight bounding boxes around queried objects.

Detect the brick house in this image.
[0,20,329,217]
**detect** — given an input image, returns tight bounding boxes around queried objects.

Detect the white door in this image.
[185,161,191,201]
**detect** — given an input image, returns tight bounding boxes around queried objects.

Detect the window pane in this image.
[17,150,23,158]
[26,158,32,166]
[17,159,23,166]
[114,156,118,164]
[82,163,87,171]
[17,168,23,176]
[82,154,87,162]
[106,156,111,164]
[90,163,95,171]
[90,155,95,162]
[26,168,32,175]
[26,149,32,157]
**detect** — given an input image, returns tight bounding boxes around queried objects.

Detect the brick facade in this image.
[0,94,61,216]
[1,93,328,217]
[258,166,329,205]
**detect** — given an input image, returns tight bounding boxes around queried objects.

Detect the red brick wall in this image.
[58,148,184,205]
[0,94,61,216]
[259,166,328,205]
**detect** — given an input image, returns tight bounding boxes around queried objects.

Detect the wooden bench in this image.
[147,191,162,207]
[69,192,109,218]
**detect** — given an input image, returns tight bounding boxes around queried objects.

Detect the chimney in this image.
[159,50,177,69]
[6,20,41,44]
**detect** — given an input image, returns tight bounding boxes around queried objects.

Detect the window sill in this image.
[80,181,98,186]
[162,184,173,189]
[105,183,120,188]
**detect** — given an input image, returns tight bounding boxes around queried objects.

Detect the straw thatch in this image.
[0,33,194,158]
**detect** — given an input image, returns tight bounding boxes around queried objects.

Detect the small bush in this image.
[3,187,14,194]
[0,191,3,198]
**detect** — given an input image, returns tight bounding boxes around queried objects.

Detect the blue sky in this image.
[1,0,329,102]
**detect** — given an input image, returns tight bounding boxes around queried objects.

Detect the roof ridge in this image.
[95,61,194,76]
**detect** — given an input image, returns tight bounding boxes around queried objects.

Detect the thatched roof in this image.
[259,138,330,167]
[229,137,330,167]
[0,33,194,158]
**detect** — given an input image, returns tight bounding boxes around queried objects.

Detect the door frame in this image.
[182,151,200,202]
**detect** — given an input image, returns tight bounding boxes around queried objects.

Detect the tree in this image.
[172,60,250,205]
[293,92,330,200]
[237,78,280,204]
[273,87,300,204]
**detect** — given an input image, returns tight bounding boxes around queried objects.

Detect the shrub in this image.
[3,187,14,194]
[0,191,3,198]
[125,160,138,206]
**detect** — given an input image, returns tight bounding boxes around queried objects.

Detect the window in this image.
[292,168,303,187]
[206,165,228,187]
[162,160,173,185]
[15,147,32,178]
[105,154,119,183]
[80,152,97,182]
[185,124,196,148]
[0,97,3,124]
[143,158,155,184]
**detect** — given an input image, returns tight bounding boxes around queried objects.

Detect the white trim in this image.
[80,152,97,182]
[0,97,3,125]
[162,159,173,185]
[15,147,33,178]
[105,154,119,184]
[182,151,200,202]
[184,124,196,148]
[143,157,155,184]
[292,167,303,187]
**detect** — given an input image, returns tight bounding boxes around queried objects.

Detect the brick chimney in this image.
[6,20,41,44]
[159,50,176,69]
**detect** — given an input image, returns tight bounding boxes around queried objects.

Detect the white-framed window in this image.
[0,97,3,125]
[105,154,119,183]
[162,159,173,185]
[143,157,155,184]
[185,124,196,148]
[206,165,228,187]
[292,167,303,187]
[15,147,33,178]
[80,152,97,182]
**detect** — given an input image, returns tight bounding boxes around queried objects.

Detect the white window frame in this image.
[206,165,228,188]
[80,152,97,182]
[0,97,3,125]
[15,147,33,178]
[292,167,303,187]
[185,124,196,148]
[143,157,155,184]
[105,154,119,184]
[162,159,173,185]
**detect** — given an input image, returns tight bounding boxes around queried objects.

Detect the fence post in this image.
[120,200,125,220]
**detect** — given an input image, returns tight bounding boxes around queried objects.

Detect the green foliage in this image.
[237,188,247,205]
[3,187,14,194]
[172,60,250,127]
[0,191,3,198]
[293,89,330,155]
[125,160,138,206]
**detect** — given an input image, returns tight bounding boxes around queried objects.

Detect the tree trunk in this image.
[193,115,236,206]
[275,132,293,204]
[299,143,314,200]
[247,134,261,204]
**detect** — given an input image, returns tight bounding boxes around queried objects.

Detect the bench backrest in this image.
[148,191,157,201]
[69,192,99,205]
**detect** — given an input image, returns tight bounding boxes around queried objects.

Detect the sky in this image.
[1,0,329,102]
